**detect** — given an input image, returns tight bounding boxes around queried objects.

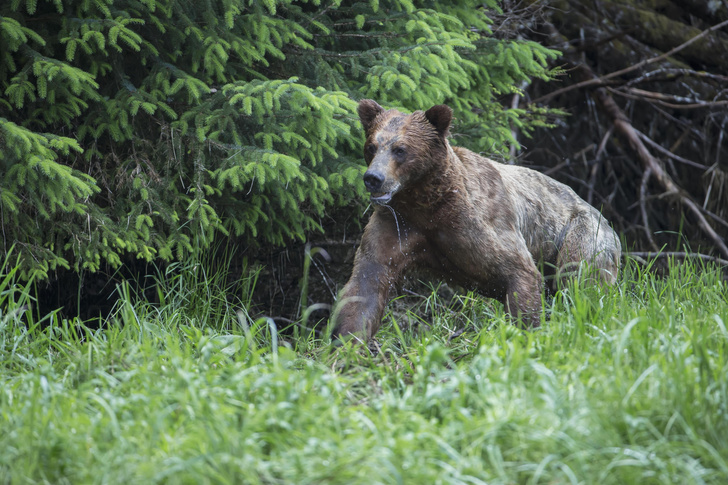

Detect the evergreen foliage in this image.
[1,0,559,278]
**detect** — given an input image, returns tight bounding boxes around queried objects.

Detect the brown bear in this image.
[332,99,621,342]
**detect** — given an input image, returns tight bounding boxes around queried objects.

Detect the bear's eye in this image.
[392,146,406,159]
[365,143,377,157]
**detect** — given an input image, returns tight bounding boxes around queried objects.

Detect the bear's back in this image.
[453,146,614,265]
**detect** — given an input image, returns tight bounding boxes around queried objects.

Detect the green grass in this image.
[1,253,727,484]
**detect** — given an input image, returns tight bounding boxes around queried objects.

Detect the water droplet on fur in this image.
[382,204,405,255]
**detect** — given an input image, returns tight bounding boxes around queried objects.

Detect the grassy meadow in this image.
[1,252,727,484]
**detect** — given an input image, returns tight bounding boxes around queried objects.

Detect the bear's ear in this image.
[424,104,452,138]
[358,99,385,133]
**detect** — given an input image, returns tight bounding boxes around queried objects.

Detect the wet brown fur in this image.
[333,100,621,342]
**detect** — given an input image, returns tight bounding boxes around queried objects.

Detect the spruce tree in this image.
[0,0,559,278]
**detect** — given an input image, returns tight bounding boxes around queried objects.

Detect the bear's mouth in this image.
[370,192,393,205]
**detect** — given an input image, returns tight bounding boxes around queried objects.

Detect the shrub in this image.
[0,0,559,278]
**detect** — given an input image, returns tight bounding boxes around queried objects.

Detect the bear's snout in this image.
[363,171,385,192]
[363,170,399,205]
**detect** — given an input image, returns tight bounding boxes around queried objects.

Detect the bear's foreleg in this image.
[331,213,421,341]
[332,258,397,341]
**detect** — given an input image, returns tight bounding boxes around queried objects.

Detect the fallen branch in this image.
[627,251,728,267]
[584,67,728,259]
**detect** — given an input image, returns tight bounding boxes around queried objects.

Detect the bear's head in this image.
[358,99,452,205]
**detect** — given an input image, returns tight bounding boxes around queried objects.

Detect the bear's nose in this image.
[363,171,385,192]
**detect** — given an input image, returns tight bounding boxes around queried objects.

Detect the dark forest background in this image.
[521,0,728,262]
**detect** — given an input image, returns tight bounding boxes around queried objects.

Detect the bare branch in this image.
[609,87,728,110]
[635,130,708,169]
[639,167,659,251]
[532,18,728,105]
[625,68,728,86]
